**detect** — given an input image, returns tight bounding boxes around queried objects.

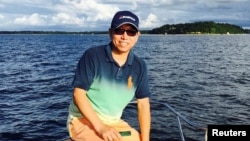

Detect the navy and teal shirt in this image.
[69,42,151,123]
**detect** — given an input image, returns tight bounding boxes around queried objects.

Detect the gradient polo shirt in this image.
[69,43,151,123]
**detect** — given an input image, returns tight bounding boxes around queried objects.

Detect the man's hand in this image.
[98,125,122,141]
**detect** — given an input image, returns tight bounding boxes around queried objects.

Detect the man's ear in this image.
[137,31,141,36]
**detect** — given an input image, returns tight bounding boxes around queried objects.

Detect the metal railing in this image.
[130,101,207,141]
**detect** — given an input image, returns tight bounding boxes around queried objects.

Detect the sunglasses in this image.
[113,28,138,36]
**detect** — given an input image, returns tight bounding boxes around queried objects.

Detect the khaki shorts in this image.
[68,117,140,141]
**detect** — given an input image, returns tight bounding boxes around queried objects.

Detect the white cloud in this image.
[14,13,47,26]
[0,0,48,6]
[151,0,173,6]
[0,3,4,8]
[141,13,160,29]
[0,14,4,19]
[0,0,249,31]
[60,0,119,21]
[52,13,84,25]
[47,0,120,30]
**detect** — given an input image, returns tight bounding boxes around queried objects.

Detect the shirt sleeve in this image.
[135,60,152,99]
[72,49,95,91]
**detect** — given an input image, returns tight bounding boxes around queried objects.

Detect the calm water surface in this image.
[0,34,249,141]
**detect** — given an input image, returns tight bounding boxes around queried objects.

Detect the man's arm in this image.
[73,87,104,132]
[137,97,151,141]
[73,87,121,141]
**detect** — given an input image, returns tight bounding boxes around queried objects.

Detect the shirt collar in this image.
[105,42,134,66]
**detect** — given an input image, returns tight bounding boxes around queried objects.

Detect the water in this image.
[0,34,249,141]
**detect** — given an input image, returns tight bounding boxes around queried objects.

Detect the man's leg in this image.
[68,117,103,141]
[68,117,140,141]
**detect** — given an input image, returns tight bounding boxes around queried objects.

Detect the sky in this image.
[0,0,249,31]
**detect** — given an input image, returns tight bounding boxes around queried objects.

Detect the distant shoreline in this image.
[0,30,249,35]
[1,21,250,34]
[0,31,109,34]
[0,31,249,35]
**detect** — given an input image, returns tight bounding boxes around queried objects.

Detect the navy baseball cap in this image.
[111,11,139,30]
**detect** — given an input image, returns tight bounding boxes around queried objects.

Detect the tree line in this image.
[0,21,249,34]
[148,21,248,34]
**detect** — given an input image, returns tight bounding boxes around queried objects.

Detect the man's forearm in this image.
[137,98,151,141]
[73,87,104,132]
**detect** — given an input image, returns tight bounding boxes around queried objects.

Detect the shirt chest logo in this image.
[127,75,133,89]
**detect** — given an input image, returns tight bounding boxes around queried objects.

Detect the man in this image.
[67,10,151,141]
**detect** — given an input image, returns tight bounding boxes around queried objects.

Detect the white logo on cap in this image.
[119,16,135,21]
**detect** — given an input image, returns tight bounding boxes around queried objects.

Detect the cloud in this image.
[0,0,249,31]
[14,13,47,26]
[141,13,160,29]
[50,0,121,29]
[58,0,119,21]
[52,13,84,25]
[0,14,4,19]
